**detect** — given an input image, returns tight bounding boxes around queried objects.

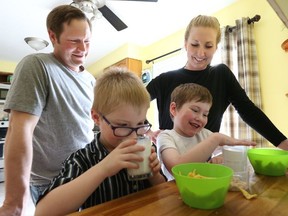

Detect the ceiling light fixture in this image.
[24,37,49,51]
[71,0,105,21]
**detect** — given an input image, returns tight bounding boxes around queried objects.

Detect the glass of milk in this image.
[127,135,153,180]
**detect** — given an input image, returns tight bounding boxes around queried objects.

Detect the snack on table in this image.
[187,169,215,179]
[229,175,257,200]
[229,175,248,191]
[237,187,257,200]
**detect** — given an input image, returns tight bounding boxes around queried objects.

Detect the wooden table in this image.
[68,172,288,216]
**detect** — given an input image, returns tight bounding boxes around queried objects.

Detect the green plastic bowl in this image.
[172,163,233,210]
[247,148,288,176]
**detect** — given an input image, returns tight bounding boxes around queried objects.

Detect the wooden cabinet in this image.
[0,72,13,83]
[108,58,142,78]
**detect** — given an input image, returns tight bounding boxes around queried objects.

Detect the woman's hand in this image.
[278,139,288,150]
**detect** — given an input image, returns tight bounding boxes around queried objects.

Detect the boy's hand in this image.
[149,146,161,174]
[101,139,144,177]
[148,146,166,185]
[213,133,257,147]
[210,155,223,164]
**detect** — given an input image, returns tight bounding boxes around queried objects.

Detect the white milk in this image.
[127,135,152,180]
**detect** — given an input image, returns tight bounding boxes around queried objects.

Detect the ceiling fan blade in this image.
[98,5,127,31]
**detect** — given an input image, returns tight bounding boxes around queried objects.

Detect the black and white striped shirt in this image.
[39,133,151,210]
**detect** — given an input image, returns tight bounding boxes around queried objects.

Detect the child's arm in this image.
[35,161,109,215]
[161,133,256,174]
[35,139,143,216]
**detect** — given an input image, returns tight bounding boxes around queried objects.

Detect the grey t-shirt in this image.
[4,53,95,185]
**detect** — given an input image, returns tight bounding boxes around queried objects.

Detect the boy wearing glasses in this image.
[35,68,166,215]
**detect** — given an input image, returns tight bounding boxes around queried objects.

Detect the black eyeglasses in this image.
[100,113,152,137]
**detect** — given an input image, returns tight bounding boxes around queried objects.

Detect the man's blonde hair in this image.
[93,67,150,115]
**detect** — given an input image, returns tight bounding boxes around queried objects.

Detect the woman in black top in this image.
[147,15,288,150]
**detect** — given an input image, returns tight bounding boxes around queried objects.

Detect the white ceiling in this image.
[0,0,238,67]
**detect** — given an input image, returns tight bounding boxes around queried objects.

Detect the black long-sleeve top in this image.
[146,64,286,146]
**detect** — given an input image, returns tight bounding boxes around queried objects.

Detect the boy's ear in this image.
[91,110,100,125]
[170,102,177,118]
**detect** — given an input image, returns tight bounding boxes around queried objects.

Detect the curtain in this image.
[220,17,264,146]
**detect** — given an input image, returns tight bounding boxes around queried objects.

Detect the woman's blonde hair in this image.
[184,15,221,44]
[93,67,150,115]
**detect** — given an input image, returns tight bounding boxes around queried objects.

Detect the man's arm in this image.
[0,110,39,216]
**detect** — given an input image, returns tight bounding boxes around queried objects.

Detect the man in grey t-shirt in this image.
[0,5,95,216]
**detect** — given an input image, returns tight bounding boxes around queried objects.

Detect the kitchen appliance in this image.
[0,83,10,104]
[0,139,4,183]
[0,120,8,182]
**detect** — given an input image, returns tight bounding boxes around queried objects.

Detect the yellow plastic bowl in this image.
[172,163,233,210]
[247,148,288,176]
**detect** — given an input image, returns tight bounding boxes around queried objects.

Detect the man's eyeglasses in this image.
[100,113,152,137]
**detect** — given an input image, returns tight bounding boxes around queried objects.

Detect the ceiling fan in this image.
[70,0,158,31]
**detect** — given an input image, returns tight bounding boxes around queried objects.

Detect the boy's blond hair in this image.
[171,83,212,111]
[93,67,150,115]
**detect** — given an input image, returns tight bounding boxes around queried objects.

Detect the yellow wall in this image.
[0,61,17,73]
[87,29,186,77]
[88,43,144,77]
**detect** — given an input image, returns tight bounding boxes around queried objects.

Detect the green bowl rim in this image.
[172,162,233,180]
[248,148,288,156]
